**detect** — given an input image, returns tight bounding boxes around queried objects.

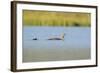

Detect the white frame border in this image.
[16,3,96,70]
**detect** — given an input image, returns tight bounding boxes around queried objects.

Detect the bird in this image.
[32,36,38,40]
[32,38,38,40]
[47,33,65,40]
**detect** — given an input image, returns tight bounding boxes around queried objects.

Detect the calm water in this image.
[23,26,91,62]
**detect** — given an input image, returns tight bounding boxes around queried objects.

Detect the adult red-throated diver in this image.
[47,33,65,40]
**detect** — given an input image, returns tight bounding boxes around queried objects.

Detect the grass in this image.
[23,10,91,27]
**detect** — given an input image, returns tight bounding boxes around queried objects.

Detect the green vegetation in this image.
[23,10,91,27]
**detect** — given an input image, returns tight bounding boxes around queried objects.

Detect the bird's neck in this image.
[61,35,64,40]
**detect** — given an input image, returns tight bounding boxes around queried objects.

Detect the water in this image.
[23,26,91,62]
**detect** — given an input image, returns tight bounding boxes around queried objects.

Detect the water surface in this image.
[23,26,91,62]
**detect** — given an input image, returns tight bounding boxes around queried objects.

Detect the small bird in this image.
[32,37,38,40]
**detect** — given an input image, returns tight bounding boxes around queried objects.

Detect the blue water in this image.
[23,26,91,62]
